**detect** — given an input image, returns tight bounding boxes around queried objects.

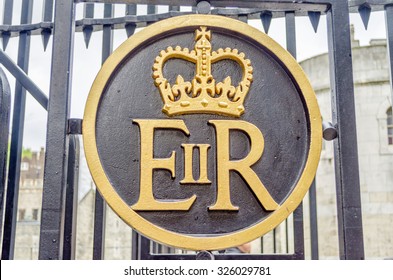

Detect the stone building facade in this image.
[14,148,45,259]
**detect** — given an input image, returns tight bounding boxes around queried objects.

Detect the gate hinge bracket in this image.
[322,120,338,141]
[67,118,83,135]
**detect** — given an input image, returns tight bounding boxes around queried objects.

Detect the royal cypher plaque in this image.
[83,15,322,251]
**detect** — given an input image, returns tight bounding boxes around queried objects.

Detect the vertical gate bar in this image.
[326,1,364,260]
[260,236,263,253]
[1,0,13,25]
[126,3,137,15]
[309,179,319,259]
[273,229,277,253]
[93,3,114,260]
[147,5,157,15]
[0,67,11,249]
[135,2,158,260]
[139,235,150,260]
[1,0,33,260]
[386,5,393,103]
[1,0,13,50]
[131,229,139,260]
[125,2,138,258]
[293,203,305,259]
[38,0,75,260]
[84,3,94,18]
[285,11,305,259]
[285,12,297,57]
[42,0,54,21]
[62,135,80,260]
[169,6,180,11]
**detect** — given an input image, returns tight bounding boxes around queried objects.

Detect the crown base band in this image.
[162,101,245,117]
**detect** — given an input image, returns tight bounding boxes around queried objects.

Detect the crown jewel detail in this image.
[153,27,253,117]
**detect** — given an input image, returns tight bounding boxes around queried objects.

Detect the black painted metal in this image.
[131,230,139,260]
[327,0,365,260]
[135,4,157,259]
[92,3,114,260]
[0,50,48,110]
[1,0,33,260]
[293,203,305,259]
[309,180,319,260]
[139,235,150,260]
[67,119,83,135]
[285,11,305,260]
[0,67,10,247]
[39,0,76,260]
[63,135,80,260]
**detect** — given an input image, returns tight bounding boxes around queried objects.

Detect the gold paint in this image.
[197,144,211,184]
[153,26,253,117]
[180,144,196,183]
[208,120,278,211]
[83,14,322,251]
[180,144,211,184]
[131,119,196,211]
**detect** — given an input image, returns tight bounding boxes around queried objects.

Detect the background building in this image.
[300,27,393,259]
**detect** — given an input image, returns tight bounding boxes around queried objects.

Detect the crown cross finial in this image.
[195,26,211,41]
[152,27,253,117]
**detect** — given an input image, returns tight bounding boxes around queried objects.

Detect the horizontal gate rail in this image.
[1,2,390,41]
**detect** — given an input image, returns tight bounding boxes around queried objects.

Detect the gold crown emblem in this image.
[153,27,253,117]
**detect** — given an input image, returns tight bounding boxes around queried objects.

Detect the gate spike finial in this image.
[125,24,136,38]
[41,30,51,51]
[260,11,272,34]
[83,3,95,48]
[358,4,371,30]
[2,33,10,51]
[42,0,54,51]
[83,26,93,48]
[308,11,321,33]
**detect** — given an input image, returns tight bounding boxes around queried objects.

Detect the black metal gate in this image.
[1,0,392,260]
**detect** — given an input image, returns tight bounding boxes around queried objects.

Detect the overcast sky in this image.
[0,1,388,151]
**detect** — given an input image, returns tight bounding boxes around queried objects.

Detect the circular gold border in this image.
[83,15,322,251]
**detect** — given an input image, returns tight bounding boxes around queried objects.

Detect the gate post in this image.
[0,67,10,247]
[327,1,365,260]
[39,0,76,260]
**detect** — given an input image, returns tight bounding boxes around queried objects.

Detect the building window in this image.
[18,209,26,221]
[20,162,29,171]
[388,107,393,145]
[32,209,39,221]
